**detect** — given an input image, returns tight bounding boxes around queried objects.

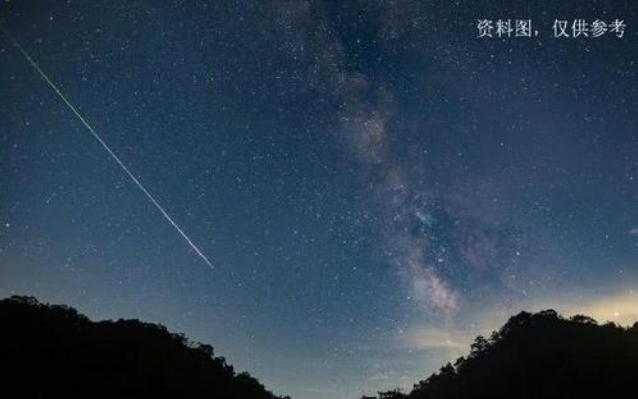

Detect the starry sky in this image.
[1,1,637,398]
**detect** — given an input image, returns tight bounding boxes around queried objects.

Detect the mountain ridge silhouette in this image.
[2,296,638,399]
[366,309,638,399]
[0,295,289,399]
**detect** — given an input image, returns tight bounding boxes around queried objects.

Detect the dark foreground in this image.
[1,296,638,399]
[0,296,287,399]
[369,309,638,399]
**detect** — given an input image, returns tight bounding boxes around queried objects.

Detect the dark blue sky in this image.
[1,1,637,398]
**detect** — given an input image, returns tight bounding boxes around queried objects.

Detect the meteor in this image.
[1,25,215,270]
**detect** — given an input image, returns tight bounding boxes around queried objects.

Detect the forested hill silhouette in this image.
[0,296,288,399]
[4,297,638,399]
[366,310,638,399]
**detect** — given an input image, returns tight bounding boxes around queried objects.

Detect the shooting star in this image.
[1,25,215,270]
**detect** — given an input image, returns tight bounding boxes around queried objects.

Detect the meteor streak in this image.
[1,25,215,270]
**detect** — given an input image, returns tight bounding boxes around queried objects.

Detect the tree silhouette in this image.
[3,295,638,399]
[369,309,638,399]
[0,296,288,399]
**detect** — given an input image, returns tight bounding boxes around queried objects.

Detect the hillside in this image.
[368,310,638,399]
[3,295,638,399]
[0,296,288,399]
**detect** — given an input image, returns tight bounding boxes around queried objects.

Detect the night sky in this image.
[1,1,638,398]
